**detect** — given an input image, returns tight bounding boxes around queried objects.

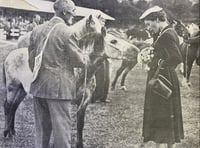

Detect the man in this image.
[28,0,88,147]
[27,14,41,31]
[18,15,41,48]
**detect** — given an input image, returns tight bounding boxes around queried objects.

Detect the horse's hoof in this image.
[110,86,115,91]
[187,82,192,87]
[4,130,13,138]
[101,99,111,103]
[76,142,84,148]
[11,129,16,135]
[120,86,127,91]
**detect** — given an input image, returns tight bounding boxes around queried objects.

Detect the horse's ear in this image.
[172,20,177,25]
[101,27,106,37]
[97,14,101,19]
[175,19,181,24]
[89,15,93,21]
[86,15,93,26]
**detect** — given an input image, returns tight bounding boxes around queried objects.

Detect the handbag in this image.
[148,60,173,100]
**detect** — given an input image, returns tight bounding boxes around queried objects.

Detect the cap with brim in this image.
[139,6,163,20]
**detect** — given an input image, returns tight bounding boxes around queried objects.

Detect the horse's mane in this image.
[79,32,105,53]
[75,32,105,91]
[69,15,102,41]
[70,17,87,33]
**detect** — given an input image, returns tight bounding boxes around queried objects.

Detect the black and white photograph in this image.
[0,0,199,147]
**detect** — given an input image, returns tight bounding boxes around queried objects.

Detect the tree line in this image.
[48,0,199,26]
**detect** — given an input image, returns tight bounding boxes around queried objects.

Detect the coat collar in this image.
[160,25,171,34]
[153,25,173,46]
[50,16,66,24]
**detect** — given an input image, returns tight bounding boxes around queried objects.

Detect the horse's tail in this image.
[2,63,6,87]
[2,63,8,103]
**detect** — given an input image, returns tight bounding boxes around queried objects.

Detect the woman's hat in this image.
[139,6,163,20]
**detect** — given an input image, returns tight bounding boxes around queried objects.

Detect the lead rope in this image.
[185,43,189,82]
[77,48,88,113]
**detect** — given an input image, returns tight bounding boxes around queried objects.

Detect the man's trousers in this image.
[33,97,72,148]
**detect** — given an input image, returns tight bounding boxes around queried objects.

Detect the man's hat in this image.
[54,0,76,16]
[139,6,163,20]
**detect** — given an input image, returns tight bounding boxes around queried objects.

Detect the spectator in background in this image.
[27,14,41,31]
[18,15,42,47]
[17,14,41,46]
[4,18,12,40]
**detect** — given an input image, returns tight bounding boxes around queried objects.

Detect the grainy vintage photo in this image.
[0,0,199,148]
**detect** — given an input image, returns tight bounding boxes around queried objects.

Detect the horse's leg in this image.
[76,106,87,148]
[181,43,188,86]
[179,63,184,74]
[4,82,26,137]
[4,80,19,137]
[76,91,91,148]
[111,61,127,90]
[186,56,196,86]
[184,45,197,86]
[91,63,104,103]
[120,61,137,91]
[10,87,27,135]
[100,59,110,102]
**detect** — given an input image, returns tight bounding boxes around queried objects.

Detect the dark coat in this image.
[28,17,85,100]
[143,26,184,143]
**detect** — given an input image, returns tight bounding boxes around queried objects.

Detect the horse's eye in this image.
[90,21,95,26]
[111,40,117,44]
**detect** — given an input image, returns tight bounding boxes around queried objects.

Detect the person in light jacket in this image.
[28,0,88,147]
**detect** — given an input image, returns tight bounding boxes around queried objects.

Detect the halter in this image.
[76,28,99,113]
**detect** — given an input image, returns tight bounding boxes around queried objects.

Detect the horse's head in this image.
[85,14,103,34]
[174,20,190,40]
[75,28,107,84]
[72,14,105,43]
[186,23,199,37]
[79,26,106,61]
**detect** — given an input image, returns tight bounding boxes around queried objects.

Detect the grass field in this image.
[0,42,199,148]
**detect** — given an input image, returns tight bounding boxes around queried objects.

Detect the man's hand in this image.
[102,53,109,59]
[83,54,90,64]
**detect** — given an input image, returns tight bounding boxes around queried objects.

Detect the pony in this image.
[174,20,200,87]
[126,26,151,41]
[74,31,107,148]
[105,33,151,91]
[3,14,107,148]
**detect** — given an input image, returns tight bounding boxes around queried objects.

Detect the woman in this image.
[139,6,184,148]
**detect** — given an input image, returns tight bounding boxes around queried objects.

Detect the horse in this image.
[126,26,151,41]
[3,14,107,148]
[106,33,151,91]
[174,21,200,87]
[74,31,107,148]
[17,31,32,48]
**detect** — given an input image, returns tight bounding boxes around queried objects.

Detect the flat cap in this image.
[139,6,163,20]
[54,0,76,16]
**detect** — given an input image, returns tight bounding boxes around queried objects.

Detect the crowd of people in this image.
[0,16,30,30]
[0,14,43,39]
